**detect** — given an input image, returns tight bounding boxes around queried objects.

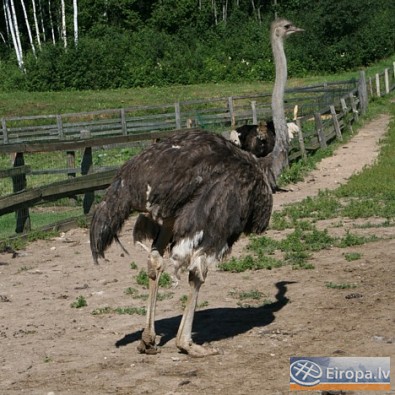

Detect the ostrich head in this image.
[271,19,304,39]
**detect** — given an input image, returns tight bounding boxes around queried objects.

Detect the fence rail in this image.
[0,63,394,235]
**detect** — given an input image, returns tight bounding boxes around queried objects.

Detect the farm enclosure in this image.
[0,113,394,394]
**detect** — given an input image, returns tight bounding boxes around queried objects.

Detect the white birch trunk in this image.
[73,0,78,48]
[9,0,25,70]
[3,1,11,40]
[61,0,67,49]
[31,0,42,50]
[38,0,46,41]
[48,0,56,45]
[20,0,37,57]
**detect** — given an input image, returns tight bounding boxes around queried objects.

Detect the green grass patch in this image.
[325,282,357,290]
[91,306,146,316]
[71,296,87,308]
[135,269,172,288]
[343,252,362,261]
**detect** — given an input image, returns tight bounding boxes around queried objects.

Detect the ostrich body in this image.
[90,19,303,357]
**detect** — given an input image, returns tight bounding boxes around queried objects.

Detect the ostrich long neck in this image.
[270,29,289,181]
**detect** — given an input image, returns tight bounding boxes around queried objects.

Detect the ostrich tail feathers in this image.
[90,179,132,264]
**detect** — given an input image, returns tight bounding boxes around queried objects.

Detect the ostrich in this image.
[90,19,303,357]
[229,116,298,159]
[229,121,276,158]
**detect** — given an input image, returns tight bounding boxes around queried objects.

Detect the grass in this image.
[91,306,146,316]
[71,296,87,308]
[343,252,362,261]
[135,269,172,288]
[1,54,394,117]
[325,282,358,290]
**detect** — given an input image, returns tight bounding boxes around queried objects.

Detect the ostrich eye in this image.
[284,24,291,29]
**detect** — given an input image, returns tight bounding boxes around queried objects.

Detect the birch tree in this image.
[61,0,67,48]
[73,0,78,48]
[20,0,37,57]
[5,0,24,70]
[31,0,42,50]
[48,0,56,45]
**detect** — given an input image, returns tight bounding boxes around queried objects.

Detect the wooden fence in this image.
[0,63,394,235]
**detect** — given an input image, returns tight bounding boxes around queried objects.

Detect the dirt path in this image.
[273,113,390,209]
[0,114,394,395]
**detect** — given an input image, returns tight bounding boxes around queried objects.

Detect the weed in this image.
[44,355,52,363]
[198,301,209,309]
[219,255,283,272]
[343,252,362,261]
[130,262,138,270]
[179,295,188,309]
[229,289,264,300]
[91,306,146,315]
[157,292,174,301]
[336,231,378,248]
[71,295,87,308]
[91,306,112,315]
[17,265,33,273]
[325,282,357,289]
[114,306,146,315]
[135,270,172,288]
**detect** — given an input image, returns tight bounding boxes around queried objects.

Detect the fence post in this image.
[228,97,235,127]
[296,118,306,160]
[12,152,31,233]
[67,151,76,179]
[358,70,368,115]
[57,114,64,139]
[174,102,181,129]
[384,68,390,94]
[375,73,381,97]
[349,93,358,123]
[251,101,257,124]
[121,108,127,135]
[80,129,94,214]
[368,77,373,98]
[2,118,8,144]
[314,113,327,149]
[330,105,342,141]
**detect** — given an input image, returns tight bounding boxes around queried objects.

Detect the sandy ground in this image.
[0,114,394,395]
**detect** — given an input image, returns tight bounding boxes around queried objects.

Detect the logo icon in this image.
[290,359,323,386]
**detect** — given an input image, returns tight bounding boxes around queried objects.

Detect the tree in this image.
[73,0,78,47]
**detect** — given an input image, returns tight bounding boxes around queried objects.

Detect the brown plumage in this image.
[230,121,276,158]
[89,18,303,357]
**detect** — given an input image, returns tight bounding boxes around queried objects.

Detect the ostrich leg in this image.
[138,222,173,354]
[176,253,219,357]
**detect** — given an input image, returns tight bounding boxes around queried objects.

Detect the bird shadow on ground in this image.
[115,281,296,349]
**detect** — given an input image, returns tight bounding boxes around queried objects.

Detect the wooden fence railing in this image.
[0,63,394,235]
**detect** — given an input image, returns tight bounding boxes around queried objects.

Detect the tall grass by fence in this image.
[0,63,394,236]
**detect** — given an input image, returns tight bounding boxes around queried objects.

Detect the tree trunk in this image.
[73,0,78,48]
[38,0,46,41]
[31,0,42,50]
[61,0,67,49]
[5,0,24,71]
[20,0,37,57]
[48,0,56,45]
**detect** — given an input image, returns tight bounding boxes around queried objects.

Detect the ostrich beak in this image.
[289,25,304,34]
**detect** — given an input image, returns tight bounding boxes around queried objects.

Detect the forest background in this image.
[0,0,394,92]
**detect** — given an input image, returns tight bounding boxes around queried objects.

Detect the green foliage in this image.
[325,282,357,290]
[344,252,362,262]
[135,269,172,288]
[71,296,87,308]
[91,306,146,315]
[1,0,393,91]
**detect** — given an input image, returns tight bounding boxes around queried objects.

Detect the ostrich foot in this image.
[137,330,160,355]
[177,341,220,358]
